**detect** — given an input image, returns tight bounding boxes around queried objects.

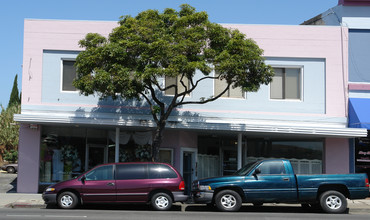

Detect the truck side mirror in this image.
[253,168,261,176]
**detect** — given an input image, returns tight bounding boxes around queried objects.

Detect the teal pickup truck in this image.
[192,159,369,213]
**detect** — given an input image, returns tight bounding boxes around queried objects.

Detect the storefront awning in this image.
[349,98,370,129]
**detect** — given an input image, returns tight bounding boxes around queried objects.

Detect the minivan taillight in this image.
[366,178,369,188]
[179,181,185,191]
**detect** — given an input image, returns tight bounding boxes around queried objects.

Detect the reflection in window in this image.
[148,164,177,179]
[214,72,244,98]
[86,165,113,180]
[116,164,147,180]
[257,161,286,175]
[270,67,301,100]
[62,60,77,91]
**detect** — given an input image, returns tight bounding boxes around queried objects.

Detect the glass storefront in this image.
[197,135,324,179]
[355,131,370,178]
[39,126,158,191]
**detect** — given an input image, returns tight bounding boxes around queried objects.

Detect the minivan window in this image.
[85,165,113,180]
[148,164,178,179]
[117,164,147,180]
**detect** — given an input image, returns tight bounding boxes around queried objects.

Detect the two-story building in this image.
[303,0,370,178]
[15,19,367,193]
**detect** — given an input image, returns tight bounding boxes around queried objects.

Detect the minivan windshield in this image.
[233,162,259,176]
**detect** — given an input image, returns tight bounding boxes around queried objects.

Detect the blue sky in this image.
[0,0,338,108]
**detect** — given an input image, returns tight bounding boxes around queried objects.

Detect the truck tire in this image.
[319,190,347,214]
[215,190,242,212]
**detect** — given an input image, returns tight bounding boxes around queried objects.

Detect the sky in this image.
[0,0,339,108]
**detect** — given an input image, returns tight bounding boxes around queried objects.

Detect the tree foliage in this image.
[74,4,274,161]
[8,74,21,107]
[0,104,20,149]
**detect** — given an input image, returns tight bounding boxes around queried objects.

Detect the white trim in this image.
[60,59,79,93]
[269,66,304,102]
[342,17,370,30]
[159,148,174,165]
[14,112,367,138]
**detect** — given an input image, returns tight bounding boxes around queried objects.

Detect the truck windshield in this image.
[233,162,259,176]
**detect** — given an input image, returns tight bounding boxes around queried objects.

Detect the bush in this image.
[3,149,18,162]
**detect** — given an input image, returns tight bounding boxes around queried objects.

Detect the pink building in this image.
[15,19,366,193]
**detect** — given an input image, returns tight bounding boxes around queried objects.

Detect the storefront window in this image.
[40,126,86,185]
[246,139,323,174]
[355,132,370,178]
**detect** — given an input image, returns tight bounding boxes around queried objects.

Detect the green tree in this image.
[74,4,274,161]
[0,104,20,162]
[8,74,21,107]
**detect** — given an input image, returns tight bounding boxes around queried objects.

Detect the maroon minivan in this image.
[42,162,188,211]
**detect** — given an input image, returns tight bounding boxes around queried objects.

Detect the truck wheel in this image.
[57,192,79,209]
[151,192,173,211]
[215,190,242,212]
[319,190,347,214]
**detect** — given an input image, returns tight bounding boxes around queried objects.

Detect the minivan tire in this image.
[215,190,242,212]
[319,190,347,214]
[151,192,173,211]
[6,166,15,173]
[57,191,79,209]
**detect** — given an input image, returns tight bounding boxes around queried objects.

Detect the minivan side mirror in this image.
[80,175,86,184]
[253,168,261,176]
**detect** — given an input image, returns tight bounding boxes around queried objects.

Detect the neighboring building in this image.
[15,19,367,193]
[303,0,370,178]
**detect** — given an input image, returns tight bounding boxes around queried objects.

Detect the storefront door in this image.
[86,144,108,170]
[221,148,238,176]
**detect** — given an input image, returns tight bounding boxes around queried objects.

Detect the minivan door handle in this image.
[107,182,115,186]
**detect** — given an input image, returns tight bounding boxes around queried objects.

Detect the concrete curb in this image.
[5,203,47,209]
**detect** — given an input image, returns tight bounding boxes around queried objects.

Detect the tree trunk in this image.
[151,120,166,162]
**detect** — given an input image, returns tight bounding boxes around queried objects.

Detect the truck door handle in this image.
[283,178,290,181]
[107,182,115,186]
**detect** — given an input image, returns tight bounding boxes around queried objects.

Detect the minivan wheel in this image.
[151,192,173,211]
[6,167,15,173]
[319,190,347,214]
[57,192,79,209]
[215,190,242,212]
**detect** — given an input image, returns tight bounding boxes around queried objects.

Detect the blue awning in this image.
[349,98,370,129]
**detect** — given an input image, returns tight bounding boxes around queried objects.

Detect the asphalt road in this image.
[0,172,17,193]
[1,207,370,220]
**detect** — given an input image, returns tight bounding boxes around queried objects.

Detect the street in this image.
[1,207,370,220]
[0,172,17,193]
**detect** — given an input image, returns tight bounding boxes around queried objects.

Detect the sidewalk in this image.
[0,192,370,213]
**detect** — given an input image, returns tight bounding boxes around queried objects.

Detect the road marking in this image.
[44,216,87,218]
[6,215,87,218]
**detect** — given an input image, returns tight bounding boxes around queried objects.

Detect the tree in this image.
[0,104,20,162]
[74,4,274,161]
[8,74,21,107]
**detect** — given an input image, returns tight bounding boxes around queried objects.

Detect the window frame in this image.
[60,59,78,93]
[269,66,303,101]
[164,76,191,97]
[213,71,245,99]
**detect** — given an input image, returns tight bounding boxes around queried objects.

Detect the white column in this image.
[115,127,120,162]
[237,133,242,170]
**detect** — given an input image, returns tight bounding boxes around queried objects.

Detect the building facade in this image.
[15,19,366,193]
[303,0,370,178]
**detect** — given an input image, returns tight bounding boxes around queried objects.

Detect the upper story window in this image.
[164,76,190,96]
[270,67,301,100]
[62,60,77,92]
[214,72,244,99]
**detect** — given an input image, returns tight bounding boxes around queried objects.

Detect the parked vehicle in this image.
[1,163,18,173]
[43,162,188,210]
[192,159,370,213]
